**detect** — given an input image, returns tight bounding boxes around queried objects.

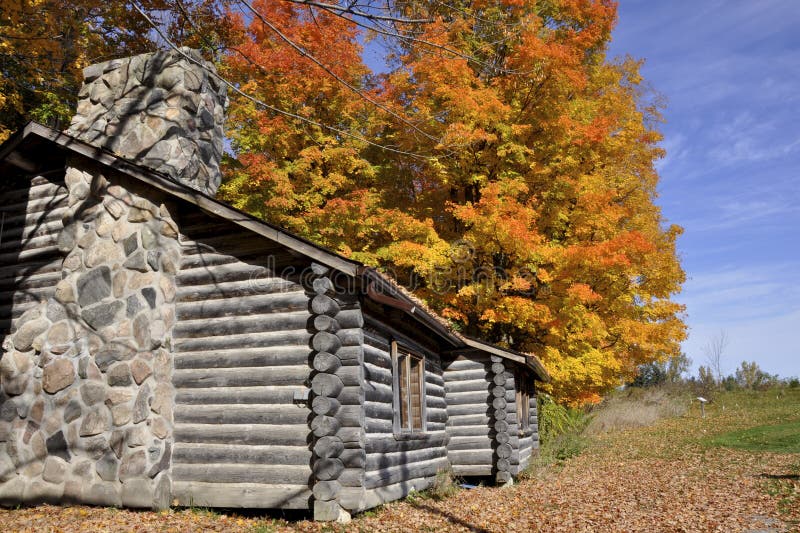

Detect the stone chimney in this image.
[67,48,227,197]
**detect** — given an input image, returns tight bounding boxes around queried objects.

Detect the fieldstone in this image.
[126,424,147,447]
[42,359,75,394]
[0,475,24,501]
[119,449,146,481]
[31,431,46,458]
[85,240,121,268]
[86,481,121,506]
[0,400,17,421]
[79,408,110,437]
[133,383,151,424]
[1,373,28,396]
[57,223,79,253]
[128,205,153,223]
[22,420,39,444]
[95,343,136,371]
[77,266,112,307]
[47,321,74,351]
[160,218,178,238]
[122,232,138,256]
[72,458,93,478]
[111,403,132,426]
[96,213,115,238]
[46,430,71,461]
[147,440,164,464]
[29,398,44,422]
[128,272,154,290]
[146,250,161,271]
[23,480,63,504]
[63,251,82,270]
[113,271,127,298]
[13,318,49,352]
[80,381,106,405]
[104,197,127,219]
[159,276,175,302]
[63,479,85,502]
[117,319,132,337]
[126,294,143,318]
[141,225,158,250]
[64,400,82,424]
[111,222,126,242]
[81,300,124,329]
[130,358,152,385]
[46,300,68,323]
[151,416,169,439]
[121,477,154,508]
[150,383,172,416]
[153,349,171,381]
[105,388,134,406]
[124,251,149,272]
[141,287,157,309]
[110,430,125,458]
[96,451,119,481]
[107,362,132,386]
[42,456,68,484]
[0,451,15,482]
[77,228,96,249]
[133,313,151,349]
[43,413,61,435]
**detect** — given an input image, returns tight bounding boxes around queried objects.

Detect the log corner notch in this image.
[490,355,514,485]
[307,262,365,522]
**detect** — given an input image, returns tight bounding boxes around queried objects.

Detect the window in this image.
[516,370,531,431]
[393,342,425,433]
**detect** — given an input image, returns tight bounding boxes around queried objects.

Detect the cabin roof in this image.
[0,121,551,382]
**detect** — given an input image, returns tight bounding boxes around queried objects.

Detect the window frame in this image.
[391,341,427,435]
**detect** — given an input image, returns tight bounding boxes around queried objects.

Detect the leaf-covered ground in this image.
[2,389,798,532]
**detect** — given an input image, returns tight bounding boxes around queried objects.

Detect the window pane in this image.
[399,355,409,429]
[410,356,423,430]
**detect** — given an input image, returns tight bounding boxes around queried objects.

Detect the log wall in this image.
[170,209,314,509]
[346,317,448,511]
[442,354,493,477]
[0,175,66,336]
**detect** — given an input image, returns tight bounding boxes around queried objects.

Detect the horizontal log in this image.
[175,423,309,446]
[174,386,301,405]
[0,193,67,218]
[173,329,312,353]
[311,415,340,438]
[173,443,312,465]
[451,465,492,477]
[365,433,447,454]
[447,410,494,429]
[312,276,335,295]
[173,481,312,510]
[0,270,61,292]
[312,395,340,416]
[0,206,67,231]
[447,368,493,385]
[313,457,344,481]
[363,362,392,387]
[313,436,344,459]
[311,294,340,316]
[364,418,393,434]
[339,449,366,469]
[491,362,506,374]
[446,426,493,438]
[0,231,58,253]
[312,331,341,353]
[447,449,495,466]
[337,467,365,488]
[445,379,492,394]
[312,480,341,502]
[445,390,491,406]
[175,291,309,320]
[177,262,279,286]
[366,447,446,471]
[313,314,339,333]
[447,404,492,417]
[173,366,309,388]
[0,244,61,266]
[336,426,365,447]
[443,358,487,372]
[364,457,449,489]
[311,373,343,397]
[446,436,492,451]
[173,464,312,485]
[176,277,300,302]
[174,403,310,425]
[173,310,310,338]
[174,346,312,370]
[0,257,60,280]
[363,344,390,369]
[335,309,363,329]
[336,328,363,347]
[364,382,393,404]
[336,345,363,365]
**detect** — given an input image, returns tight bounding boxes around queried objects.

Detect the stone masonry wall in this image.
[0,160,180,508]
[66,48,227,197]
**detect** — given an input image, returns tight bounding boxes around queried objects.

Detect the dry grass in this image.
[585,386,691,435]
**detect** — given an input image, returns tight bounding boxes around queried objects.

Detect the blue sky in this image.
[607,1,800,378]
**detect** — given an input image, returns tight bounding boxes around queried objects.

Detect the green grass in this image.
[708,420,800,453]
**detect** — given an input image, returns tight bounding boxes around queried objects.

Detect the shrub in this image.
[427,468,461,500]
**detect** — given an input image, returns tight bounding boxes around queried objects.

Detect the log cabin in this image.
[0,49,549,521]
